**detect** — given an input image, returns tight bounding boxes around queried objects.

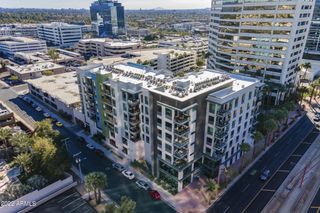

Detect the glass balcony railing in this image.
[217,108,231,117]
[174,114,190,125]
[174,126,190,136]
[174,149,188,159]
[174,136,189,148]
[128,99,139,107]
[215,129,228,139]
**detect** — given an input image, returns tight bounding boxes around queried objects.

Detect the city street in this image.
[208,115,315,213]
[308,188,320,213]
[8,96,176,213]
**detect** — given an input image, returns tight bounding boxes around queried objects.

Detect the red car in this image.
[149,190,161,200]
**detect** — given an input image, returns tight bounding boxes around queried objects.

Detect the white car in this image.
[43,113,50,118]
[122,170,135,180]
[36,107,42,112]
[135,180,150,190]
[86,144,95,150]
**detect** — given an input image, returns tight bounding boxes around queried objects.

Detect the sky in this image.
[0,0,210,9]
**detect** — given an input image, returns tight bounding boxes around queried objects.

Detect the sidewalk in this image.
[262,134,320,213]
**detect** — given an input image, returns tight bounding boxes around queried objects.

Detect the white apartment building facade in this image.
[76,38,139,58]
[37,22,83,48]
[77,63,261,192]
[0,37,47,57]
[208,0,315,86]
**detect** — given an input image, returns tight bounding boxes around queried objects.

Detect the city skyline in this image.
[0,0,210,9]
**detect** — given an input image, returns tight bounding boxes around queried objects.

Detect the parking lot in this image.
[30,188,96,213]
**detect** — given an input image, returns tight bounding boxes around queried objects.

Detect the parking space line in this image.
[241,184,250,192]
[57,192,78,203]
[62,197,82,209]
[68,201,87,213]
[261,189,276,192]
[291,154,302,157]
[277,170,290,173]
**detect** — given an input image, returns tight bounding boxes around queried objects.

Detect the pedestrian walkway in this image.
[262,135,320,213]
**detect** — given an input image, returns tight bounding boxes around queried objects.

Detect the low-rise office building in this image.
[0,37,47,57]
[0,103,15,127]
[27,71,84,124]
[37,22,83,48]
[94,48,197,74]
[126,28,150,38]
[0,24,38,38]
[76,38,139,58]
[77,63,261,192]
[8,62,65,81]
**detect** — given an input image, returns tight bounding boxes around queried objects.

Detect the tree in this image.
[300,62,311,80]
[10,132,32,154]
[204,178,219,202]
[85,172,107,204]
[3,183,33,201]
[297,86,309,106]
[27,175,48,190]
[105,203,117,213]
[262,119,277,148]
[196,58,205,67]
[117,196,136,213]
[240,143,251,168]
[14,153,33,176]
[253,131,264,157]
[32,120,59,139]
[0,60,8,71]
[48,49,59,62]
[0,128,12,159]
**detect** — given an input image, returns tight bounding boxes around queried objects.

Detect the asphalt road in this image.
[308,187,320,213]
[9,97,176,213]
[208,115,315,213]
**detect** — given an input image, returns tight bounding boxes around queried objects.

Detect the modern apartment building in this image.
[37,22,83,48]
[90,0,125,37]
[77,63,261,192]
[0,37,47,57]
[208,0,315,86]
[76,38,139,58]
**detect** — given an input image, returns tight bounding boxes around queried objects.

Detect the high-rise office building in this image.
[208,0,314,86]
[305,0,320,56]
[77,63,261,192]
[90,0,125,37]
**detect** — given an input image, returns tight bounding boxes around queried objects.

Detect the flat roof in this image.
[89,64,259,102]
[8,62,64,74]
[92,48,195,66]
[15,52,74,63]
[0,36,44,44]
[79,38,139,47]
[27,71,80,105]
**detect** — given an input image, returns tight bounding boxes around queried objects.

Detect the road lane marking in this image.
[223,206,230,213]
[241,184,250,192]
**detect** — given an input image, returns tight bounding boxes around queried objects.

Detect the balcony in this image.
[128,99,139,107]
[217,108,231,118]
[130,126,140,133]
[174,126,190,136]
[175,114,190,125]
[174,136,189,148]
[212,152,224,161]
[216,119,229,128]
[214,141,227,150]
[174,149,188,159]
[128,108,140,116]
[215,129,228,139]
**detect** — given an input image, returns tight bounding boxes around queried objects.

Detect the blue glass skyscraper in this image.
[90,0,125,37]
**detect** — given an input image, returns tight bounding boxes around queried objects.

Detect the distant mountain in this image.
[152,7,166,10]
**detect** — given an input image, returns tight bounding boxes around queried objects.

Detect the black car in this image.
[260,169,270,181]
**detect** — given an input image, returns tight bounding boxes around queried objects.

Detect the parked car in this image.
[149,190,161,200]
[314,117,320,122]
[43,113,50,118]
[260,169,271,181]
[135,180,150,190]
[86,144,95,150]
[32,103,37,108]
[122,170,135,180]
[112,163,125,172]
[56,122,63,127]
[35,107,42,112]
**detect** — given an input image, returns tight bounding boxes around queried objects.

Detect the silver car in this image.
[135,180,150,190]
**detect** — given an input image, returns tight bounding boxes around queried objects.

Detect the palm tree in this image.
[297,86,309,106]
[240,143,251,169]
[0,60,8,72]
[262,119,277,148]
[85,172,107,204]
[14,153,32,175]
[0,128,12,159]
[300,62,311,80]
[204,178,219,202]
[10,132,32,154]
[47,49,59,63]
[253,131,264,157]
[309,79,320,103]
